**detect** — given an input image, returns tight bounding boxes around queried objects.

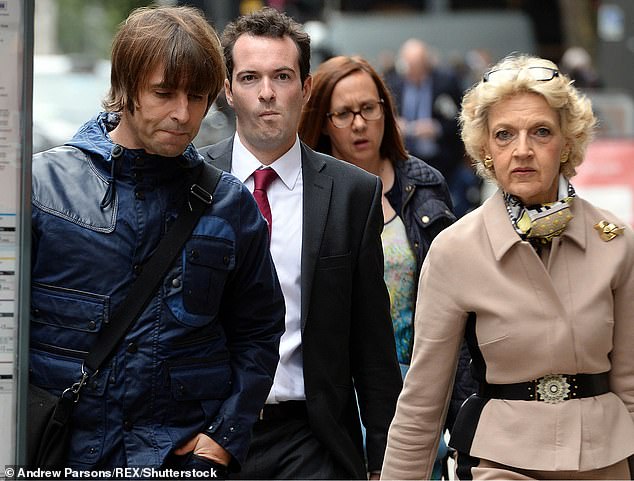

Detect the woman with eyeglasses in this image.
[299,55,477,479]
[381,54,634,480]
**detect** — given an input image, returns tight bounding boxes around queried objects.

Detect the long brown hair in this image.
[299,55,407,163]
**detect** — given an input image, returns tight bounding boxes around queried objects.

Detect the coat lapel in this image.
[482,189,570,316]
[207,140,332,331]
[203,137,234,172]
[300,144,332,330]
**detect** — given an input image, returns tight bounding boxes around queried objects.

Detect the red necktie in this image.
[252,168,278,240]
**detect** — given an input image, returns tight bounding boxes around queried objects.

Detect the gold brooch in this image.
[594,220,625,242]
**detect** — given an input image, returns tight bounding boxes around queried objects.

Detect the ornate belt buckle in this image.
[536,374,570,403]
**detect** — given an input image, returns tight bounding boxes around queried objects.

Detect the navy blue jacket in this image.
[386,69,464,181]
[387,155,477,430]
[387,155,455,277]
[30,113,285,469]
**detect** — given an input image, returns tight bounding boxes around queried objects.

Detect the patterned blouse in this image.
[381,214,416,366]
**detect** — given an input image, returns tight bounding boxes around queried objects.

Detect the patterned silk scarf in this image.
[504,176,576,245]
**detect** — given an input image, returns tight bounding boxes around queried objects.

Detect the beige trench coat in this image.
[381,190,634,479]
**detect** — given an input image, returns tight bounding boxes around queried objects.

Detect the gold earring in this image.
[560,151,569,163]
[483,155,493,169]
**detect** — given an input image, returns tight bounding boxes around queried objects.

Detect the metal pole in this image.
[15,0,34,468]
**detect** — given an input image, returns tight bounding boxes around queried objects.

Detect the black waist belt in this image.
[479,372,610,404]
[258,401,307,421]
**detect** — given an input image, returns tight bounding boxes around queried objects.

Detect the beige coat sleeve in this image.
[608,222,634,423]
[381,232,467,480]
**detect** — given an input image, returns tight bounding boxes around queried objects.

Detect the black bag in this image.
[26,162,223,468]
[27,384,73,468]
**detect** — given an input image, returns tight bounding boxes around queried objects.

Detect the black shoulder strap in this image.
[83,162,223,374]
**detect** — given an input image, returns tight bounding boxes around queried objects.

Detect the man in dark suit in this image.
[386,38,480,217]
[199,7,402,480]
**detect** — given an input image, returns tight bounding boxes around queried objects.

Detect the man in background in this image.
[387,38,479,216]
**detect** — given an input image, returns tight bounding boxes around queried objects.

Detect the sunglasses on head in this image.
[483,66,559,83]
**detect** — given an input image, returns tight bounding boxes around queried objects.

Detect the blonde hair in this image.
[459,54,597,182]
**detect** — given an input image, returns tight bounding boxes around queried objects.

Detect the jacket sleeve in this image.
[610,227,634,424]
[205,183,285,469]
[352,176,403,472]
[381,232,467,480]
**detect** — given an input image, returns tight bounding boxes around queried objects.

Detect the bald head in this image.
[399,38,431,84]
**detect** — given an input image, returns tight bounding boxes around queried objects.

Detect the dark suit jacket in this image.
[386,68,464,181]
[200,137,402,478]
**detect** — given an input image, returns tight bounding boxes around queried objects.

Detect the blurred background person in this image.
[299,55,477,479]
[381,54,634,480]
[560,46,602,89]
[386,38,479,217]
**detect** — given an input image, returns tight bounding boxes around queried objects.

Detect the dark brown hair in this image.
[222,7,311,88]
[299,55,407,163]
[103,5,224,114]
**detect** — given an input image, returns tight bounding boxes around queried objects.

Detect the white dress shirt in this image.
[231,133,305,403]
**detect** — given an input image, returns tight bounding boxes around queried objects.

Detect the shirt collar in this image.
[231,132,302,190]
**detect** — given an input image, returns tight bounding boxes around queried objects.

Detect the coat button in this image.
[405,185,413,192]
[123,420,133,431]
[88,321,97,330]
[135,191,145,200]
[421,215,430,224]
[190,249,199,260]
[133,264,142,275]
[414,241,420,249]
[126,342,138,354]
[172,277,181,288]
[223,255,230,265]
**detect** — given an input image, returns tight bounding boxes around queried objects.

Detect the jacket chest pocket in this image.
[412,198,455,243]
[30,283,110,355]
[181,236,235,316]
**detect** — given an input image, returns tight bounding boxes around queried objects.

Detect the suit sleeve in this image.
[206,182,285,469]
[351,176,403,472]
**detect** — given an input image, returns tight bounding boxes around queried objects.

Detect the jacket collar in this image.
[204,135,327,176]
[66,112,202,170]
[483,189,587,261]
[394,155,444,187]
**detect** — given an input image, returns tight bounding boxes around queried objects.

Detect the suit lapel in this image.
[203,137,234,172]
[207,140,332,331]
[300,144,332,330]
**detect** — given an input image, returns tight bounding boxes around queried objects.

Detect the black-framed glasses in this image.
[326,99,384,128]
[483,66,559,83]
